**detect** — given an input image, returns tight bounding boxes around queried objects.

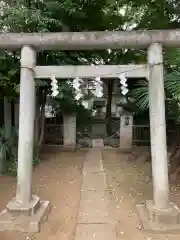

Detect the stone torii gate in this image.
[0,30,180,232]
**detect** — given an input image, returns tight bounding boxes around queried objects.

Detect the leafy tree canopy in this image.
[1,0,180,122]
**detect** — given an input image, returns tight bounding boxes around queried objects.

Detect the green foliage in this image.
[2,0,180,130]
[0,51,20,97]
[126,45,180,125]
[128,80,149,111]
[33,155,41,166]
[0,1,62,32]
[0,0,129,103]
[0,126,18,174]
[121,0,180,30]
[50,81,77,113]
[50,81,92,127]
[0,125,40,176]
[8,154,41,177]
[165,70,180,98]
[0,128,10,173]
[128,70,180,124]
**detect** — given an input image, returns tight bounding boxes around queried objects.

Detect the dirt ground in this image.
[0,150,85,240]
[103,148,180,240]
[1,148,180,240]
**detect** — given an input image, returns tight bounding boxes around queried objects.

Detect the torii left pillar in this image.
[0,45,50,233]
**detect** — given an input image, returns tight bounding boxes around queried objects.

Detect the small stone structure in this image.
[63,114,76,150]
[119,110,133,152]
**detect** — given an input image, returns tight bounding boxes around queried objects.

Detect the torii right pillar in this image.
[137,43,180,232]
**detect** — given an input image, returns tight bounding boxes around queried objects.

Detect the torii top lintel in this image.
[1,30,180,50]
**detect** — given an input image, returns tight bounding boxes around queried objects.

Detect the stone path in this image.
[75,139,117,240]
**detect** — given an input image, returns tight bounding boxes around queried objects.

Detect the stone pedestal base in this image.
[136,200,180,233]
[62,144,76,152]
[0,195,51,233]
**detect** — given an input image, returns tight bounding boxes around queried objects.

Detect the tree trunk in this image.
[4,97,12,139]
[14,98,19,129]
[0,148,7,174]
[34,94,40,145]
[38,103,45,148]
[105,79,113,137]
[34,88,47,156]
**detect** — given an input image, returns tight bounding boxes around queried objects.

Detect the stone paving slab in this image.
[75,140,117,239]
[83,160,103,174]
[82,172,106,191]
[78,190,109,223]
[84,149,102,162]
[75,223,117,240]
[83,148,103,173]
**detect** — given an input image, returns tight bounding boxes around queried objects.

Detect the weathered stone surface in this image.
[63,115,76,147]
[16,45,36,204]
[0,201,51,233]
[83,161,103,174]
[82,172,106,191]
[136,200,180,233]
[119,115,133,151]
[92,139,104,148]
[78,190,109,223]
[3,30,180,50]
[76,140,117,239]
[147,200,180,225]
[83,147,104,173]
[60,145,76,152]
[148,43,169,209]
[35,65,148,80]
[6,195,40,217]
[75,223,117,240]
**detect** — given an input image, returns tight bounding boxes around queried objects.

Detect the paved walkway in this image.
[75,139,117,240]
